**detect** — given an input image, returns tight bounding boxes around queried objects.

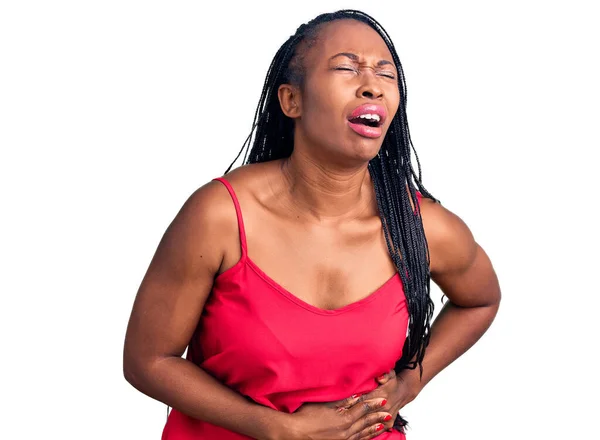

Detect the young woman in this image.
[123,9,501,440]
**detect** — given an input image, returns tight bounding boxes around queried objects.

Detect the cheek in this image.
[390,87,401,114]
[384,89,401,122]
[302,79,350,128]
[302,97,336,131]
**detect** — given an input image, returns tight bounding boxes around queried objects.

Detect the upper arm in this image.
[419,198,501,307]
[123,181,237,370]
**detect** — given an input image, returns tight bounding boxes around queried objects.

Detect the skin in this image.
[123,19,501,440]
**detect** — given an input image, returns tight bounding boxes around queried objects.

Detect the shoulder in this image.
[184,161,275,224]
[178,162,281,234]
[160,178,243,274]
[418,196,477,276]
[216,161,278,197]
[212,162,284,217]
[177,179,238,233]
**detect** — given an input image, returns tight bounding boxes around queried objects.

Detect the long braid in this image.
[225,10,440,433]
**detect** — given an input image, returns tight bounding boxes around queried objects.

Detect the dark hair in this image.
[226,9,441,433]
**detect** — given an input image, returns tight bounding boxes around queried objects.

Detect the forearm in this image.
[124,356,290,440]
[399,300,500,396]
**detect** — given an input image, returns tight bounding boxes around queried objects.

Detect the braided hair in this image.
[225,9,441,432]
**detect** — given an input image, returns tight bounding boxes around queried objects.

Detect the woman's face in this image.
[288,19,401,166]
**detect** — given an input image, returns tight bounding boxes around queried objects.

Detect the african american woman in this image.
[123,9,501,440]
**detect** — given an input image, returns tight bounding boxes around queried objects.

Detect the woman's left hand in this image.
[338,369,418,432]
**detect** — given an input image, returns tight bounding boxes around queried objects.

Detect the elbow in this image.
[123,350,172,394]
[123,346,154,391]
[123,364,139,388]
[123,353,144,389]
[494,284,502,307]
[486,276,502,308]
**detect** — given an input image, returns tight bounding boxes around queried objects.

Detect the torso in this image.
[161,162,416,439]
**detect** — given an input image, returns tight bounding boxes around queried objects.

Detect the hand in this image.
[287,394,393,440]
[342,369,418,433]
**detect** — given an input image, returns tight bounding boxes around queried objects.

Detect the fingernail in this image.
[377,374,386,380]
[381,399,387,407]
[384,415,392,421]
[351,394,359,399]
[376,424,384,431]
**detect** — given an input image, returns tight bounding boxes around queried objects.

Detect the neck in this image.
[280,151,373,221]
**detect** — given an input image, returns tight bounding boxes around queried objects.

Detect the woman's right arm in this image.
[123,181,288,439]
[123,181,391,440]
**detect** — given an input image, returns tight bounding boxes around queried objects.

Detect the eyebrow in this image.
[328,52,395,68]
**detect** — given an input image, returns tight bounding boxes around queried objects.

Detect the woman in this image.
[123,9,501,440]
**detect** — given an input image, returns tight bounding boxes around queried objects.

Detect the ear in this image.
[277,84,302,119]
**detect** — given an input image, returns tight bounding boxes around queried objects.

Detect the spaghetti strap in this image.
[414,190,423,215]
[213,177,248,258]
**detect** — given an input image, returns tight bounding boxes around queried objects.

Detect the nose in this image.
[356,71,384,100]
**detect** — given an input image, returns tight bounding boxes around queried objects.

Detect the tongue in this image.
[350,117,370,126]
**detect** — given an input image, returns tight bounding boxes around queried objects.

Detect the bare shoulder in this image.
[418,196,500,307]
[216,161,279,198]
[188,161,277,238]
[418,197,477,275]
[162,179,241,274]
[178,179,239,237]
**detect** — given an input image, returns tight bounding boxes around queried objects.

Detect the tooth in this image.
[356,113,382,122]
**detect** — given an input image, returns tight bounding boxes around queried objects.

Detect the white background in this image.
[1,1,598,439]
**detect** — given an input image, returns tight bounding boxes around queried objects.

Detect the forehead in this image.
[311,19,394,63]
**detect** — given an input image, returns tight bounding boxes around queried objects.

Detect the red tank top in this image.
[162,178,422,439]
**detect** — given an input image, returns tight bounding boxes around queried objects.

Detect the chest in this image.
[245,218,397,310]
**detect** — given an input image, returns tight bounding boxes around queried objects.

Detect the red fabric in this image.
[162,178,422,439]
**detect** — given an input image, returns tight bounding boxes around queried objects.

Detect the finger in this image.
[358,415,395,440]
[376,368,396,384]
[375,373,389,384]
[347,412,391,440]
[353,422,386,440]
[348,398,387,419]
[333,394,362,410]
[350,388,383,405]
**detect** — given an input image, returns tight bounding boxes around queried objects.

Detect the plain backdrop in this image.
[1,1,598,439]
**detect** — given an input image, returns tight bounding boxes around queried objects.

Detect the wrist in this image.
[398,369,424,402]
[263,411,299,440]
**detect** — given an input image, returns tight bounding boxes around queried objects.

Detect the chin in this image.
[349,140,384,163]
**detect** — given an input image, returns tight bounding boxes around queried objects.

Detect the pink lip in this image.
[347,103,387,139]
[347,121,383,139]
[347,104,387,125]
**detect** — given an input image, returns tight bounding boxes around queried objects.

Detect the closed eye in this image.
[334,66,358,73]
[378,71,396,79]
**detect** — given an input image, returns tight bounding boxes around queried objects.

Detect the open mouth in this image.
[348,113,383,128]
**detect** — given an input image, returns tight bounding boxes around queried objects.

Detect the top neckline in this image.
[212,176,407,316]
[216,253,403,316]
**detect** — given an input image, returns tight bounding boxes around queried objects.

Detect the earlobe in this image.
[278,84,302,118]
